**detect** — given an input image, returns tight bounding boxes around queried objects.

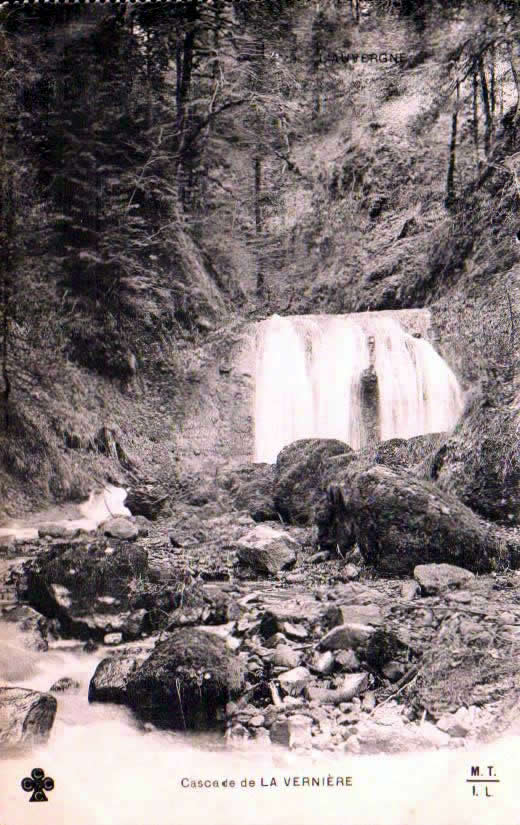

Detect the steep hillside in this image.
[0,0,519,515]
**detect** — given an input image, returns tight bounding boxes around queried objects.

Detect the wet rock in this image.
[270,714,312,748]
[103,518,139,541]
[50,677,81,693]
[274,439,351,526]
[375,433,448,470]
[320,623,375,651]
[316,434,446,556]
[333,464,516,574]
[400,580,420,601]
[0,687,57,749]
[236,525,298,575]
[88,656,143,704]
[126,629,246,730]
[414,563,475,595]
[2,605,51,651]
[323,604,383,629]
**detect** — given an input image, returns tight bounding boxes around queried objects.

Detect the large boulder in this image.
[274,438,351,525]
[316,434,447,555]
[0,687,57,749]
[236,524,298,575]
[1,605,52,651]
[126,629,246,729]
[23,541,149,640]
[21,540,200,640]
[332,463,520,575]
[88,656,144,704]
[431,397,520,525]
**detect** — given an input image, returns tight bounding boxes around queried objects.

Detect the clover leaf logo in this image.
[21,768,54,802]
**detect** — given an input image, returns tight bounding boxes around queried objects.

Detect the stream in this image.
[1,611,519,825]
[1,491,519,825]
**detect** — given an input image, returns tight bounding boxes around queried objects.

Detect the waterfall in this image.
[254,314,464,464]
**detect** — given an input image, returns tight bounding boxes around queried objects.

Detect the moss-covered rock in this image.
[126,629,246,730]
[316,434,448,555]
[432,397,520,525]
[274,438,352,525]
[333,463,520,575]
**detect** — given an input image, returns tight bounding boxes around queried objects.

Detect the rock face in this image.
[236,524,298,574]
[332,464,520,575]
[0,687,57,749]
[274,439,351,525]
[125,629,246,729]
[432,398,520,525]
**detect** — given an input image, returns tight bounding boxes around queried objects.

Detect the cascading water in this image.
[254,314,464,464]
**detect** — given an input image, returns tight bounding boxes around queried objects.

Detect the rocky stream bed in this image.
[2,430,520,761]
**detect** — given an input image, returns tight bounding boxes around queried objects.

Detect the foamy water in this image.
[254,315,463,463]
[0,625,518,825]
[0,485,130,541]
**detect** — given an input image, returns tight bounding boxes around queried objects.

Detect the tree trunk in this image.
[254,154,264,297]
[472,70,479,165]
[445,80,459,209]
[479,58,492,155]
